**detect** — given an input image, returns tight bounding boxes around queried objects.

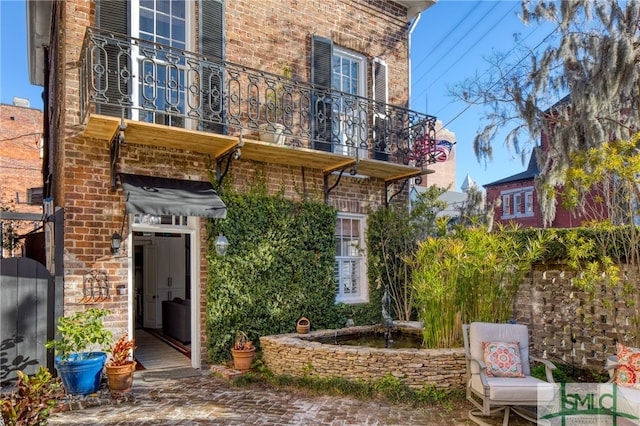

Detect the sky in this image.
[410,0,557,189]
[0,0,556,190]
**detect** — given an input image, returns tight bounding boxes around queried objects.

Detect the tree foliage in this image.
[452,0,640,224]
[366,186,447,322]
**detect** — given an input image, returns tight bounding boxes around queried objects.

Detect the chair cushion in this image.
[483,341,525,378]
[615,343,640,388]
[470,375,557,403]
[469,322,531,375]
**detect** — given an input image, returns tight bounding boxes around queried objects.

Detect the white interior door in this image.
[143,244,158,328]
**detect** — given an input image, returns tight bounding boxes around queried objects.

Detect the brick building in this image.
[484,147,591,229]
[27,0,439,369]
[0,100,43,257]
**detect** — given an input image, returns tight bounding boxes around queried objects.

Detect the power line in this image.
[415,2,519,103]
[411,2,482,75]
[439,27,558,131]
[412,2,500,93]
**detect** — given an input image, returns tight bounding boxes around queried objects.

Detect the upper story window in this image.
[525,192,534,213]
[501,187,534,219]
[311,36,384,158]
[134,0,190,127]
[334,213,368,304]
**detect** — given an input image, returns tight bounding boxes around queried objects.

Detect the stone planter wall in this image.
[260,326,466,390]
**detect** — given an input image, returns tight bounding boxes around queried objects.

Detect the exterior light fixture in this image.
[111,232,122,254]
[111,206,127,255]
[215,233,229,256]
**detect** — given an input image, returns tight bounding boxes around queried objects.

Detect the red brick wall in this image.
[0,104,43,255]
[486,179,592,229]
[50,0,412,363]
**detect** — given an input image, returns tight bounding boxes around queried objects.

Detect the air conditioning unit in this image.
[27,187,44,205]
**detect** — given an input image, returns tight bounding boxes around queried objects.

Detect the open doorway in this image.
[130,216,198,370]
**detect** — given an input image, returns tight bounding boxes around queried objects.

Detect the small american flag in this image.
[433,140,453,162]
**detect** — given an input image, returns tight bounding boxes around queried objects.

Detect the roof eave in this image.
[26,0,52,87]
[393,0,437,20]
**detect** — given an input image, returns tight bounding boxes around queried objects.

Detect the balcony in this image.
[79,28,438,191]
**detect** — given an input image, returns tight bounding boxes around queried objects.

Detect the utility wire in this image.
[439,27,559,131]
[415,2,519,103]
[411,2,482,76]
[412,2,500,92]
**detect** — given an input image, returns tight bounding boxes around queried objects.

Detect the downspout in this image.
[407,12,422,211]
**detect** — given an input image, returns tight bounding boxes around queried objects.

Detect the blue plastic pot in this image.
[54,352,107,395]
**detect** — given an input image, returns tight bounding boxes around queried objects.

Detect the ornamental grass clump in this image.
[412,225,547,348]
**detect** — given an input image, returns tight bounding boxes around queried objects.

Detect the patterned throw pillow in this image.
[615,343,640,388]
[482,341,525,378]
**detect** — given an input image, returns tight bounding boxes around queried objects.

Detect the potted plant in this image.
[105,333,137,393]
[45,308,113,395]
[230,331,256,371]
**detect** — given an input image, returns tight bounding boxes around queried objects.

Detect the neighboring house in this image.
[0,99,43,257]
[484,147,590,228]
[26,0,439,370]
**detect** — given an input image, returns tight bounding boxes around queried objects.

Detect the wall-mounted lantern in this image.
[215,233,229,256]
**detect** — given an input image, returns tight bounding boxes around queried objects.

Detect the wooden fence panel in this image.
[1,257,53,384]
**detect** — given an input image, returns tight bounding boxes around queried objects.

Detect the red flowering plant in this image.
[233,331,254,351]
[107,333,136,366]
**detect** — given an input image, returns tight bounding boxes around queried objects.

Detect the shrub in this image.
[0,367,64,426]
[206,184,342,363]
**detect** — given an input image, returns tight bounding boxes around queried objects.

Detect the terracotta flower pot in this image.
[231,347,256,371]
[105,361,136,393]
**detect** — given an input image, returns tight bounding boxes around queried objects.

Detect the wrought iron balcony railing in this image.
[80,28,438,168]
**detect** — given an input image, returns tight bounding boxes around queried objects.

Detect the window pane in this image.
[140,9,154,33]
[157,13,171,38]
[172,17,185,42]
[172,0,185,18]
[157,0,171,14]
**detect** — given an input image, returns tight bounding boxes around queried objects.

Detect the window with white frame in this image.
[334,213,367,303]
[134,0,190,127]
[502,194,511,216]
[501,187,535,219]
[332,47,367,157]
[525,191,534,213]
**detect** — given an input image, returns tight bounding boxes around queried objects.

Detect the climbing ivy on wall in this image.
[205,181,343,364]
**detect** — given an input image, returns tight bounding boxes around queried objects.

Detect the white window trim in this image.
[500,186,535,219]
[130,0,195,128]
[335,212,368,304]
[332,46,367,159]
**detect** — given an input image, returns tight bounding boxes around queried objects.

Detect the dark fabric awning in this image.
[119,174,227,219]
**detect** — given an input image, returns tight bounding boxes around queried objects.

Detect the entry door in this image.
[143,245,158,328]
[142,235,186,329]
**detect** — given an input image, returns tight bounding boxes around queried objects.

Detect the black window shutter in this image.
[199,0,225,133]
[311,35,333,152]
[96,0,130,119]
[372,58,388,161]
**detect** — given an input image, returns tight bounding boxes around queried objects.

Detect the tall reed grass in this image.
[412,226,547,348]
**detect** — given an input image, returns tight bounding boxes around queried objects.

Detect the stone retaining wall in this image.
[260,326,466,390]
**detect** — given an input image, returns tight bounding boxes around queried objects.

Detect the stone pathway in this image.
[46,370,533,425]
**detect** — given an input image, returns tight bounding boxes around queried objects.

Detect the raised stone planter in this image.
[259,326,466,390]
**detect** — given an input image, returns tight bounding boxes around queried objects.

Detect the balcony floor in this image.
[83,114,429,182]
